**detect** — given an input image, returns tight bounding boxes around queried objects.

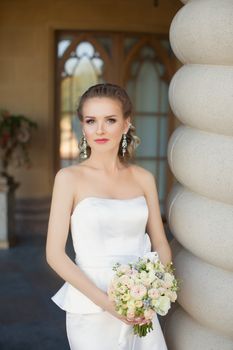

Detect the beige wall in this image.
[0,0,181,199]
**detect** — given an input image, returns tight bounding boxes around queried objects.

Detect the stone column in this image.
[164,0,233,349]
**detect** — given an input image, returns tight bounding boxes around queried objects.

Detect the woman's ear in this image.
[124,118,131,133]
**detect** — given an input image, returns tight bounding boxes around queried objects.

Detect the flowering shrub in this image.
[0,109,38,176]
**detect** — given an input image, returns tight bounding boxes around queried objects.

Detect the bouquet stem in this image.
[133,321,153,337]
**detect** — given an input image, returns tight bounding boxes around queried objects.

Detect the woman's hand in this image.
[105,298,151,326]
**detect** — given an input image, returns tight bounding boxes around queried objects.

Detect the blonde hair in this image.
[77,83,140,164]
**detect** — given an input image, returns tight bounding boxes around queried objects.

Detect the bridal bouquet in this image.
[107,252,181,337]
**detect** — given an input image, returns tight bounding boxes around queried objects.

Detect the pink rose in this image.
[148,288,159,299]
[130,284,147,300]
[144,309,155,320]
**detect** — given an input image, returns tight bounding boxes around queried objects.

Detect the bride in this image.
[46,83,172,350]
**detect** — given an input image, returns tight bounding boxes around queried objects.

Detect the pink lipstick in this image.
[94,138,109,144]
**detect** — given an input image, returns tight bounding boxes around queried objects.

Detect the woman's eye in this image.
[107,118,116,123]
[86,118,116,124]
[86,119,94,124]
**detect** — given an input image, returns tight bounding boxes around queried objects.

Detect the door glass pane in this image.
[135,115,159,157]
[57,37,105,168]
[135,61,160,112]
[126,42,170,215]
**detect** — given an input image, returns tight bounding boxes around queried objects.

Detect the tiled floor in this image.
[0,228,173,350]
[0,233,72,350]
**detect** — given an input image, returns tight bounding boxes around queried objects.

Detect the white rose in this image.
[127,299,135,309]
[118,264,131,274]
[146,262,154,271]
[148,271,156,283]
[139,271,147,279]
[143,251,159,263]
[164,273,174,288]
[156,296,171,316]
[135,300,143,308]
[117,285,127,294]
[122,293,131,302]
[165,290,177,302]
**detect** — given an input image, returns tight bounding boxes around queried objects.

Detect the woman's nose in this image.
[96,123,105,134]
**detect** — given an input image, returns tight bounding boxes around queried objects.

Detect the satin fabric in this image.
[51,196,168,350]
[66,310,168,350]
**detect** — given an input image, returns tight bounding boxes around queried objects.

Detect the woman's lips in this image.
[94,139,109,144]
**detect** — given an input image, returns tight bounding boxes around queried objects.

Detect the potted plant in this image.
[0,109,38,180]
[0,109,38,248]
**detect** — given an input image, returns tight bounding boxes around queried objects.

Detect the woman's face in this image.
[81,97,130,153]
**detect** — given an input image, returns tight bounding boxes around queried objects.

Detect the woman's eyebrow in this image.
[84,115,118,119]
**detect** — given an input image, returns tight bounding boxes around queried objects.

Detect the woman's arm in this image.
[143,170,172,267]
[45,168,110,310]
[45,168,145,325]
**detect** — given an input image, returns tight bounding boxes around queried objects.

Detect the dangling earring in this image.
[121,133,127,157]
[80,133,88,159]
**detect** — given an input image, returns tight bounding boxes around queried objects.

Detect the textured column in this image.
[164,0,233,349]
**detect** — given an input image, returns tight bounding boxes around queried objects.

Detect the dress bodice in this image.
[71,195,149,265]
[51,195,152,314]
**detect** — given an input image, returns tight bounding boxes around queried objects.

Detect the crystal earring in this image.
[121,133,127,157]
[80,133,88,159]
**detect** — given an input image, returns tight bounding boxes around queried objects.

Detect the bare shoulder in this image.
[129,164,157,197]
[54,166,74,184]
[54,164,84,182]
[51,165,87,212]
[130,164,156,183]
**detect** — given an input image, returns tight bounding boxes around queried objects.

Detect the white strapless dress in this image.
[51,196,168,350]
